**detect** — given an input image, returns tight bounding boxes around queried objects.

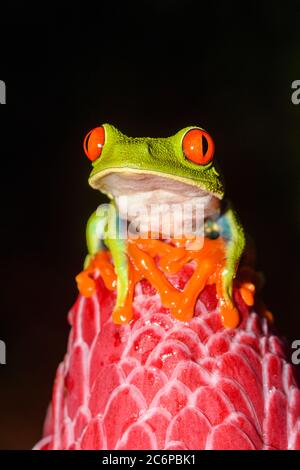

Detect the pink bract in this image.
[35,267,300,450]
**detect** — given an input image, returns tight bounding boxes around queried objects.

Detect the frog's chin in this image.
[90,168,223,199]
[91,171,221,222]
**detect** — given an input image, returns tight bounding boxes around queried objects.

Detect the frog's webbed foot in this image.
[76,257,97,298]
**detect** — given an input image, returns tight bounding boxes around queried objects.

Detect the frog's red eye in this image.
[83,126,105,161]
[182,128,214,165]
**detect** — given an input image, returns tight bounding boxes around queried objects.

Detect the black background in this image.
[0,1,299,449]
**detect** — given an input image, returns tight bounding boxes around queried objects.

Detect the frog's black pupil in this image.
[202,135,208,156]
[85,132,92,152]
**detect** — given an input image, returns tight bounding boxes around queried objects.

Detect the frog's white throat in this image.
[97,172,221,237]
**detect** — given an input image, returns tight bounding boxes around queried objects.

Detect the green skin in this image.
[85,124,245,323]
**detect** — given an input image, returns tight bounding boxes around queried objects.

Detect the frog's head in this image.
[83,124,224,209]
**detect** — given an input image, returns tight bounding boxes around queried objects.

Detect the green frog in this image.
[79,124,245,328]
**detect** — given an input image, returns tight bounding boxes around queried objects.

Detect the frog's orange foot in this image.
[219,298,240,328]
[262,309,274,324]
[75,270,96,298]
[239,281,255,307]
[237,276,274,324]
[76,251,117,299]
[112,306,134,325]
[254,298,274,325]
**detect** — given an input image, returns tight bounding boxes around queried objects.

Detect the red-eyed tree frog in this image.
[79,124,245,328]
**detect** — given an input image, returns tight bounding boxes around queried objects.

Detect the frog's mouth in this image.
[90,170,221,226]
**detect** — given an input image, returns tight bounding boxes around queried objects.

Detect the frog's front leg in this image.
[104,205,129,321]
[84,209,107,268]
[211,203,246,327]
[80,203,129,319]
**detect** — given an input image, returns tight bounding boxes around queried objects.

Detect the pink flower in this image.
[35,267,300,450]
